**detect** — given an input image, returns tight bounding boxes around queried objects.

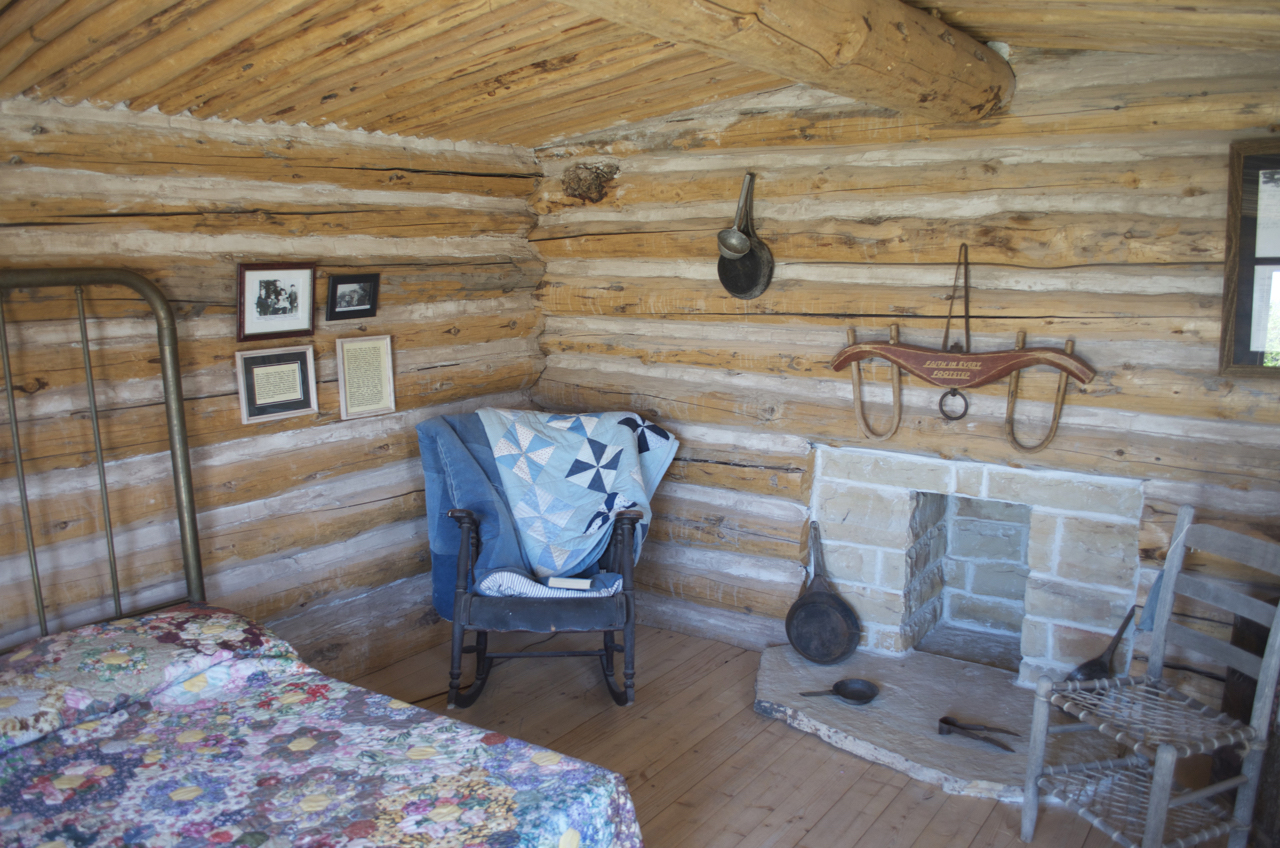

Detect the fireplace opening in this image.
[910,495,1031,672]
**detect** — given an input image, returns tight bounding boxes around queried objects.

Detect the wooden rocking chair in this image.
[1022,504,1280,848]
[445,508,643,709]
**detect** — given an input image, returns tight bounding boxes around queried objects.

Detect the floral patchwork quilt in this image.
[0,606,644,848]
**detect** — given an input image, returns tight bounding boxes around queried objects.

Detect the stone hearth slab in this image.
[755,645,1118,801]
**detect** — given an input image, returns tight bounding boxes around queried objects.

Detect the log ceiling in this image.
[0,0,1277,147]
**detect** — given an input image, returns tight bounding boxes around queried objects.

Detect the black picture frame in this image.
[237,263,316,343]
[1221,139,1280,377]
[325,273,379,321]
[234,346,318,425]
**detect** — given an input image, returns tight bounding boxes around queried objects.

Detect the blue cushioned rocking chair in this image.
[446,507,643,708]
[416,409,677,709]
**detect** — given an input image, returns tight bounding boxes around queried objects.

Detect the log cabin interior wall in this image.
[1,0,1279,688]
[0,99,544,677]
[530,46,1280,669]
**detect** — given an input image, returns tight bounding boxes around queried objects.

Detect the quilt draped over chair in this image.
[416,409,677,621]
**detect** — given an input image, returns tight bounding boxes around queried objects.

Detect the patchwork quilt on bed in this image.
[0,605,644,848]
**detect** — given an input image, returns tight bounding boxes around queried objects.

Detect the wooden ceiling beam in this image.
[555,0,1015,122]
[904,0,1280,53]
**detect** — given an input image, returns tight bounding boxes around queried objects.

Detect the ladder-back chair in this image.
[1022,504,1280,848]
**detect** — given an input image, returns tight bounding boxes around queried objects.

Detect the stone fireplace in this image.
[811,445,1144,685]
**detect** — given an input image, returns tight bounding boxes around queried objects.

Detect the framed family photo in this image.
[237,263,316,342]
[234,346,318,425]
[325,273,379,321]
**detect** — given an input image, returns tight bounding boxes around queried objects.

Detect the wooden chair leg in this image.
[450,630,492,709]
[1228,746,1264,848]
[603,630,617,675]
[623,617,635,705]
[1142,744,1178,848]
[447,616,466,708]
[1022,675,1054,843]
[600,624,635,706]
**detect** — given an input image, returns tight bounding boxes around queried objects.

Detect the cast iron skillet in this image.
[800,678,879,705]
[786,522,861,664]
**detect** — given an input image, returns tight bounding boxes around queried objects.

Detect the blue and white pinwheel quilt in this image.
[478,409,678,579]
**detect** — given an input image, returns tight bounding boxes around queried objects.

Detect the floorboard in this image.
[343,624,1121,848]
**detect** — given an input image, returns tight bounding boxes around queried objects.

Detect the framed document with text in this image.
[336,335,395,420]
[235,346,318,425]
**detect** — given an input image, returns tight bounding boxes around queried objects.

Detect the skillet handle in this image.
[808,522,831,582]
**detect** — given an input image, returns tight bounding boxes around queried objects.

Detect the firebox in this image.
[811,445,1143,685]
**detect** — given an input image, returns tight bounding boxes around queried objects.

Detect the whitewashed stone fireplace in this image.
[811,445,1145,685]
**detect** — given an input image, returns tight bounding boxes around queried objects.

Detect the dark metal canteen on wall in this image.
[831,245,1097,453]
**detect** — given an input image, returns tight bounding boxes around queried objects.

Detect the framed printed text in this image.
[235,346,318,425]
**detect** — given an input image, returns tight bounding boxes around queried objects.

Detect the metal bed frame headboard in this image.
[1,269,205,639]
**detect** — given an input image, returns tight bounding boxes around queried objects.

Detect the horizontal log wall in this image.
[530,47,1280,649]
[0,99,543,679]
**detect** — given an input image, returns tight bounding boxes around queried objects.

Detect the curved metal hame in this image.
[1005,331,1073,454]
[847,325,901,441]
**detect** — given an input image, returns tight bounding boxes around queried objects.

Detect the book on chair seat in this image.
[547,576,593,590]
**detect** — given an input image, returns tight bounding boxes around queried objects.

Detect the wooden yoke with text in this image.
[831,328,1096,453]
[831,340,1096,389]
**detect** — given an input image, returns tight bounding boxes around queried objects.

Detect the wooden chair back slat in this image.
[1185,523,1280,578]
[1165,621,1263,680]
[1175,572,1278,627]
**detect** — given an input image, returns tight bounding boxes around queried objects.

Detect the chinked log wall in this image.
[530,47,1280,653]
[0,99,544,678]
[4,45,1280,682]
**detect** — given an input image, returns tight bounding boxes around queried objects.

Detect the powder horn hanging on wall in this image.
[716,172,773,300]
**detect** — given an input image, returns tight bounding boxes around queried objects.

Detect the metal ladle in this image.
[717,173,753,259]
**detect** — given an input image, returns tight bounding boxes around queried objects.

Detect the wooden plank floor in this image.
[349,625,1117,848]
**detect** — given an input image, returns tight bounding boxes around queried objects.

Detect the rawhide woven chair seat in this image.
[1050,675,1256,759]
[1037,756,1236,848]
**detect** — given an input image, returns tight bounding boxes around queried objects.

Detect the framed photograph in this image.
[325,273,379,321]
[1222,139,1280,376]
[336,335,395,420]
[237,263,315,342]
[234,346,318,425]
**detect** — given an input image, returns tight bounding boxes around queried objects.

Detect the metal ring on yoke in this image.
[939,388,968,420]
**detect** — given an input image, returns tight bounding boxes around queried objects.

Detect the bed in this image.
[0,270,643,847]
